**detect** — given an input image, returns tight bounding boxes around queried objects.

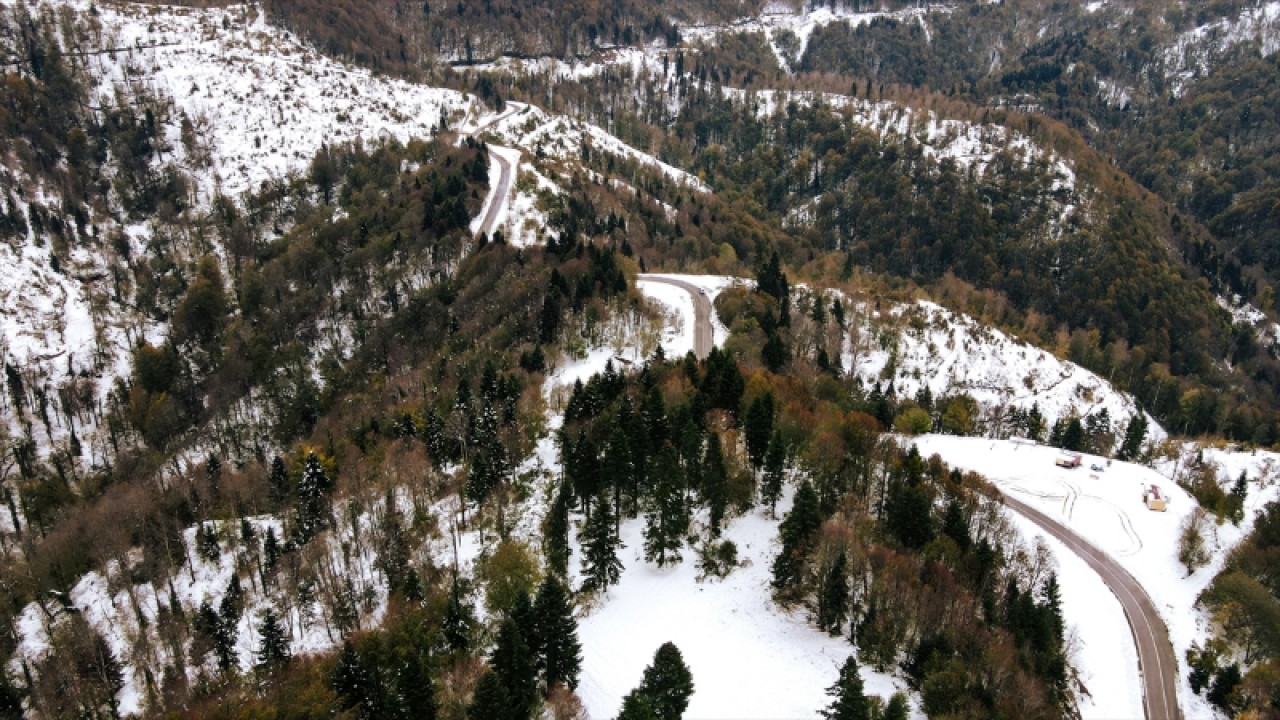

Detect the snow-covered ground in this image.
[476,102,708,191]
[573,502,911,718]
[911,434,1280,719]
[1217,294,1280,353]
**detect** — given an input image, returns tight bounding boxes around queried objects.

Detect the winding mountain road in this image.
[477,148,515,237]
[1001,492,1181,720]
[637,275,714,360]
[467,102,525,238]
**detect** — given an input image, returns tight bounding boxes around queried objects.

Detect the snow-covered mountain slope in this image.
[682,2,945,72]
[914,434,1280,720]
[845,297,1161,445]
[643,273,1153,446]
[1160,1,1280,95]
[474,101,707,191]
[60,0,474,201]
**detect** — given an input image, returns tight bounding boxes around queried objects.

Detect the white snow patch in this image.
[575,505,911,719]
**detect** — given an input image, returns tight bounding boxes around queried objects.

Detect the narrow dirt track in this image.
[1001,492,1182,720]
[637,275,713,360]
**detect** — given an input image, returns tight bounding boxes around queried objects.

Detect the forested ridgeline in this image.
[796,0,1280,304]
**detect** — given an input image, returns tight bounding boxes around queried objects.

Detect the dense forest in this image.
[5,0,1280,717]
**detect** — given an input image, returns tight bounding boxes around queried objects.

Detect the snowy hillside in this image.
[847,297,1162,447]
[1160,1,1280,95]
[59,0,474,201]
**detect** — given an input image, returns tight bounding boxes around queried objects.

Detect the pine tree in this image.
[580,489,623,594]
[197,521,220,562]
[1118,413,1148,460]
[618,690,658,720]
[205,451,222,484]
[262,526,282,580]
[468,670,512,720]
[490,616,537,719]
[603,424,633,529]
[644,444,687,567]
[442,578,475,657]
[823,655,870,720]
[883,693,909,720]
[534,574,582,692]
[818,551,850,634]
[1026,403,1046,442]
[212,609,238,676]
[543,481,572,577]
[744,393,774,471]
[332,640,372,713]
[1232,471,1248,502]
[761,431,786,517]
[399,653,438,719]
[940,498,971,552]
[771,481,821,592]
[267,455,289,505]
[255,608,291,674]
[624,642,694,720]
[294,451,330,544]
[702,433,728,537]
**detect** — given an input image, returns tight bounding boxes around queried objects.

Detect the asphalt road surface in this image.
[638,275,714,360]
[1001,492,1181,720]
[477,148,514,238]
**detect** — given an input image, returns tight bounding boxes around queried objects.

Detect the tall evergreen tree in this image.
[543,481,572,577]
[332,640,372,714]
[468,670,512,720]
[644,443,688,567]
[744,393,774,471]
[262,526,282,580]
[940,498,971,552]
[623,642,694,720]
[399,653,438,719]
[771,481,821,592]
[442,578,475,657]
[294,451,331,544]
[818,551,850,634]
[823,655,870,720]
[761,430,786,517]
[255,608,291,674]
[701,433,728,537]
[534,574,582,692]
[580,489,623,593]
[489,616,537,719]
[1117,413,1148,460]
